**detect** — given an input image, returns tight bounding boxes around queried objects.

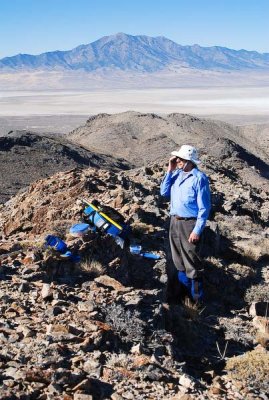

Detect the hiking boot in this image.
[178,271,192,292]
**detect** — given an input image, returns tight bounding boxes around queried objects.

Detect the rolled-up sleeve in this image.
[160,172,173,198]
[193,176,211,235]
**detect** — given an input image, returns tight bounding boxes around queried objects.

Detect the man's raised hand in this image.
[168,156,177,172]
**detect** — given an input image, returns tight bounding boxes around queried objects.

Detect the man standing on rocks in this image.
[160,145,211,304]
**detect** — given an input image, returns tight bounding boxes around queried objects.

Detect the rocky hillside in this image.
[239,123,269,152]
[0,130,130,203]
[0,152,268,399]
[4,112,269,205]
[1,33,269,72]
[69,111,269,189]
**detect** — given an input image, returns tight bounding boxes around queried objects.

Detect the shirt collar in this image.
[190,167,199,176]
[180,167,199,176]
[171,167,199,177]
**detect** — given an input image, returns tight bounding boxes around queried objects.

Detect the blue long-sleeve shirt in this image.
[160,168,211,235]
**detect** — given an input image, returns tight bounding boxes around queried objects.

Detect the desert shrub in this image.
[227,263,254,279]
[104,352,136,380]
[49,221,71,238]
[257,237,269,256]
[19,239,44,251]
[238,237,269,262]
[105,352,132,368]
[245,284,269,303]
[226,348,269,392]
[104,303,145,343]
[219,317,254,346]
[80,257,105,278]
[131,221,154,238]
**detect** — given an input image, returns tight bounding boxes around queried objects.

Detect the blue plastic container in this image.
[141,252,160,260]
[69,223,90,237]
[129,245,142,254]
[45,235,67,253]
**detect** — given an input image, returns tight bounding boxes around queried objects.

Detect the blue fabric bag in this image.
[83,202,125,238]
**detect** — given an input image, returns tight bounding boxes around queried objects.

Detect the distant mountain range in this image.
[1,32,269,72]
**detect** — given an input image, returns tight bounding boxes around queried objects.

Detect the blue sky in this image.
[0,0,268,58]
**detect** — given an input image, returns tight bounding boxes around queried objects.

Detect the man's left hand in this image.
[188,232,200,243]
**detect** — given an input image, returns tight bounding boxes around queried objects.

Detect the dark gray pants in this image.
[169,216,203,280]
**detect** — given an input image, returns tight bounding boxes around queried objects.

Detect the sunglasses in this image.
[175,156,185,162]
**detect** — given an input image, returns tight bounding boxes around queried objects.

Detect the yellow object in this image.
[82,199,123,231]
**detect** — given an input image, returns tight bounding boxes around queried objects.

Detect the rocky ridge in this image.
[1,112,268,207]
[0,152,268,399]
[69,112,269,165]
[69,111,269,191]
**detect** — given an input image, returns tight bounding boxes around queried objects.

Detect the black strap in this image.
[84,209,96,226]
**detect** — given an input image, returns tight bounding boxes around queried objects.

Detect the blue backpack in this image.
[82,200,130,239]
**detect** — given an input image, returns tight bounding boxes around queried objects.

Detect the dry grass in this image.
[256,332,269,349]
[79,257,105,278]
[131,221,155,238]
[104,353,136,380]
[43,222,71,239]
[19,239,45,252]
[105,352,132,368]
[237,238,269,262]
[182,297,205,320]
[227,263,254,280]
[226,347,269,392]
